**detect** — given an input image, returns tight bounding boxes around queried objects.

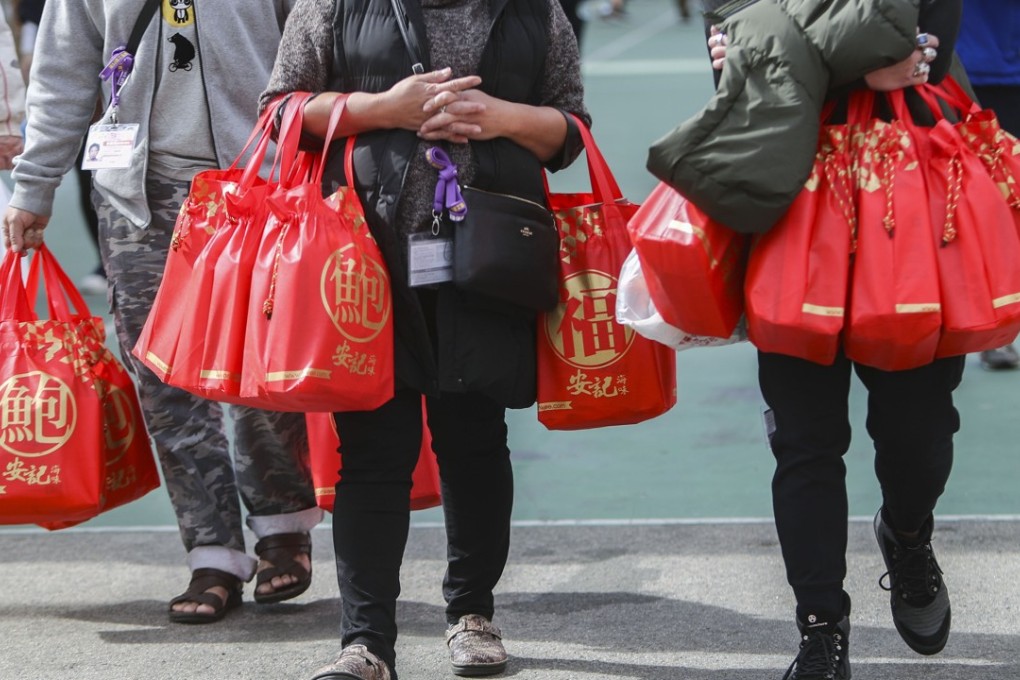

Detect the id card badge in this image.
[81,123,139,170]
[407,232,454,287]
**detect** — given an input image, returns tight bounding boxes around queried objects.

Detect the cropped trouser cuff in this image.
[187,545,257,582]
[246,506,324,539]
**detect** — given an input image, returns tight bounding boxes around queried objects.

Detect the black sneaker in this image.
[782,612,850,679]
[874,509,951,655]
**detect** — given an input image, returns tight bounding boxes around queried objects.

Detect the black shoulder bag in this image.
[389,0,560,311]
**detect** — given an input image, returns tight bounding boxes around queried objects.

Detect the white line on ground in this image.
[584,9,685,62]
[4,514,1020,534]
[582,58,711,76]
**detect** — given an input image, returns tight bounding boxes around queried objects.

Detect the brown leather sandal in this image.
[253,531,312,604]
[168,568,243,624]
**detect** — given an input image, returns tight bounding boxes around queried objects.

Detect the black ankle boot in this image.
[782,599,851,679]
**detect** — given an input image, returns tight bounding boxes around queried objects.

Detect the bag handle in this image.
[931,76,981,116]
[228,104,277,174]
[276,92,317,189]
[124,0,162,59]
[389,0,429,74]
[543,114,624,205]
[24,245,94,322]
[312,94,351,187]
[237,93,310,192]
[0,251,32,321]
[573,114,625,204]
[846,88,876,126]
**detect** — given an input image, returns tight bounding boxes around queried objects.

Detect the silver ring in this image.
[916,32,930,46]
[922,46,937,62]
[912,61,931,78]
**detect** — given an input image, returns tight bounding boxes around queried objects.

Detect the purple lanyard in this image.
[426,147,467,234]
[98,47,135,121]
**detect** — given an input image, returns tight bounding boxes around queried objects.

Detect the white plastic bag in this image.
[616,248,746,351]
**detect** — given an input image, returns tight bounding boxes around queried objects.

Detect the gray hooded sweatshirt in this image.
[11,0,294,227]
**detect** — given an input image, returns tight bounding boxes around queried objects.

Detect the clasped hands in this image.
[391,67,502,144]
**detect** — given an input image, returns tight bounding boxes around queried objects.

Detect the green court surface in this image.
[8,0,1020,531]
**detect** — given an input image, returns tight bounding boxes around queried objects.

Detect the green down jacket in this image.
[646,0,920,233]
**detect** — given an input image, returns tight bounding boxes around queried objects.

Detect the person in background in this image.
[3,0,321,624]
[559,0,584,47]
[0,2,25,172]
[259,0,587,677]
[15,0,43,80]
[707,1,963,678]
[956,0,1020,370]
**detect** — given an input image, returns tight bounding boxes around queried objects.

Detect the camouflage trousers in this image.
[94,171,320,580]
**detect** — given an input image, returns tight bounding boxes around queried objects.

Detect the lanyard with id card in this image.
[408,147,465,288]
[81,0,161,171]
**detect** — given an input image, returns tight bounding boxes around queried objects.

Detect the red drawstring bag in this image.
[628,181,747,339]
[538,118,676,430]
[24,249,160,530]
[168,97,309,403]
[844,92,942,371]
[133,105,278,382]
[0,249,103,525]
[2,247,159,527]
[306,400,441,513]
[899,86,1020,357]
[241,95,394,412]
[936,76,1020,233]
[744,118,856,365]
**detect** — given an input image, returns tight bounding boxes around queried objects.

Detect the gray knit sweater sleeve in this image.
[259,0,335,113]
[541,0,588,127]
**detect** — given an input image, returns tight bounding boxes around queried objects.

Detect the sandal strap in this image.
[254,532,312,583]
[169,568,241,608]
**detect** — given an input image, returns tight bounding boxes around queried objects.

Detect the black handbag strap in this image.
[126,0,163,56]
[389,0,429,74]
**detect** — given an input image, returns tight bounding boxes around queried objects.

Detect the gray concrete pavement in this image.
[2,520,1018,680]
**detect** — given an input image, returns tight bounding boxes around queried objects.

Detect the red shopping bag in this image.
[844,93,941,371]
[0,250,105,526]
[898,87,1020,357]
[133,105,277,382]
[242,96,394,412]
[24,249,160,529]
[306,401,441,512]
[627,181,746,338]
[936,76,1020,231]
[744,122,856,365]
[168,98,308,402]
[538,118,676,430]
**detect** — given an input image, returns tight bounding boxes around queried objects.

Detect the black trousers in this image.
[758,350,964,618]
[332,387,513,675]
